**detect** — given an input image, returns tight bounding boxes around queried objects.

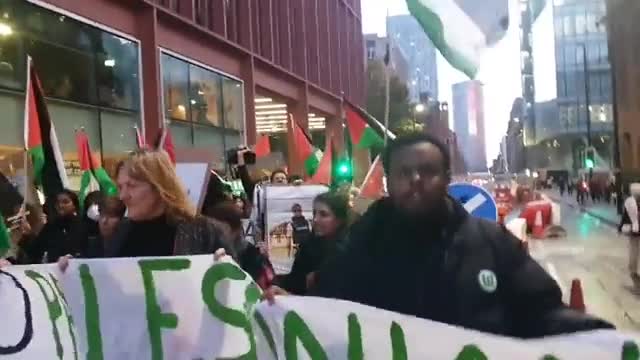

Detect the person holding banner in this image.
[25,189,89,263]
[104,150,234,258]
[206,199,275,289]
[267,191,350,296]
[307,133,613,338]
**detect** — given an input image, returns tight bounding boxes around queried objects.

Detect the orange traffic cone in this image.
[569,279,586,313]
[532,210,545,238]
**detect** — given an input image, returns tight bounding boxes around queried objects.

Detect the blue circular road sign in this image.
[448,182,498,222]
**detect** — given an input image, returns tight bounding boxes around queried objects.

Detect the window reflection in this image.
[0,17,22,90]
[162,54,189,121]
[0,0,142,189]
[222,77,244,131]
[96,33,140,110]
[190,64,222,126]
[26,38,96,104]
[160,52,245,157]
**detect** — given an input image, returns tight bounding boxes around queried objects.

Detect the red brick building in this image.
[0,0,365,181]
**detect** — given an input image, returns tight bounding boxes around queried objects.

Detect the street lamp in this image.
[577,43,593,179]
[414,103,426,131]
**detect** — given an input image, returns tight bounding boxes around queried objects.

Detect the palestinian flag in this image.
[309,136,333,185]
[345,106,387,150]
[154,126,176,165]
[406,0,509,79]
[290,115,322,177]
[0,213,10,258]
[254,134,271,158]
[531,0,547,22]
[75,130,117,211]
[24,57,69,200]
[360,155,386,200]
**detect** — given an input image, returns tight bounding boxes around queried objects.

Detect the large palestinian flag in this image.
[308,136,334,186]
[290,115,322,177]
[75,130,117,211]
[346,106,385,151]
[24,57,68,202]
[406,0,509,79]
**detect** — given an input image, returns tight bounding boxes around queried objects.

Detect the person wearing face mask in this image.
[104,150,234,259]
[25,189,88,263]
[84,195,126,258]
[267,192,350,295]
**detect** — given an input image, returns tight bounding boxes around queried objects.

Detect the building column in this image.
[326,114,344,154]
[287,83,309,176]
[136,6,162,145]
[242,56,257,146]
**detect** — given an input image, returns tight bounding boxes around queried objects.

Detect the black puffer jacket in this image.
[282,231,347,295]
[312,197,614,338]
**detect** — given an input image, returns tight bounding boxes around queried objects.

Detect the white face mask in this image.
[86,204,100,222]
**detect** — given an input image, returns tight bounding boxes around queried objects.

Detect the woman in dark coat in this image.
[26,189,88,263]
[105,150,233,258]
[279,191,350,295]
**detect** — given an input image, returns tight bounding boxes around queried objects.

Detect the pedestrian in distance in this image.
[558,179,566,197]
[618,183,640,288]
[267,133,614,339]
[576,178,588,206]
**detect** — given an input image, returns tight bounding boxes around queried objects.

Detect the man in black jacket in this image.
[311,133,613,338]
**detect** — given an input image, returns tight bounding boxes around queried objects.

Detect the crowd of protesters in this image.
[0,133,617,340]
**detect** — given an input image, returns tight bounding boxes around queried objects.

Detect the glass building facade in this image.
[0,0,247,187]
[387,15,439,102]
[551,0,613,170]
[160,52,245,166]
[0,0,141,187]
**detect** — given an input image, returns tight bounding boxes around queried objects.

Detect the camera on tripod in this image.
[226,146,256,165]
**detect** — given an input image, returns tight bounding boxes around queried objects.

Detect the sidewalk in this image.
[543,189,619,227]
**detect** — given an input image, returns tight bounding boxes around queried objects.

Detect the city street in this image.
[529,195,640,331]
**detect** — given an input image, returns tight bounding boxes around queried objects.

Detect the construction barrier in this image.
[550,201,562,226]
[520,200,552,231]
[531,210,545,239]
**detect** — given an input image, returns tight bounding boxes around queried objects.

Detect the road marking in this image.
[463,193,486,213]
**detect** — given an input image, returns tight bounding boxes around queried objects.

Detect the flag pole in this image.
[21,56,33,208]
[383,8,391,146]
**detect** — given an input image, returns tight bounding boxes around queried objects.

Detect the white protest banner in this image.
[0,256,258,359]
[254,297,640,359]
[1,256,639,359]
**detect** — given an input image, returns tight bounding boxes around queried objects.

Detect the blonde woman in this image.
[99,150,234,258]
